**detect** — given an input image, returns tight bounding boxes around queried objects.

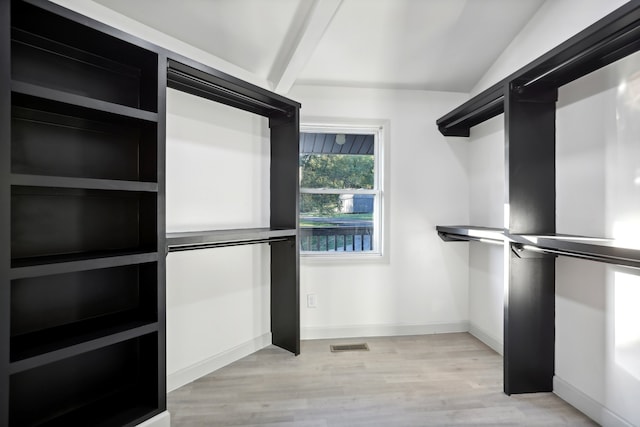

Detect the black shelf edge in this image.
[11,80,158,122]
[167,58,300,119]
[166,227,297,252]
[10,251,159,280]
[42,399,160,427]
[437,84,504,137]
[509,233,640,270]
[9,321,158,374]
[11,174,158,192]
[436,225,506,244]
[436,0,640,136]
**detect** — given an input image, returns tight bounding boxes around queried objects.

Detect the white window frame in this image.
[299,121,386,259]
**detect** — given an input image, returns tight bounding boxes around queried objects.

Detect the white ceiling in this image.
[93,0,545,94]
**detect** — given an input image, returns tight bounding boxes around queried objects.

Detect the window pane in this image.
[299,132,375,190]
[300,154,374,190]
[300,193,375,253]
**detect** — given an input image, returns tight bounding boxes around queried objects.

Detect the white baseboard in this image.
[301,321,469,340]
[468,323,503,355]
[167,333,272,392]
[553,376,633,427]
[136,411,170,427]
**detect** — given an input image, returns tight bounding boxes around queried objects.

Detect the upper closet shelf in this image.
[167,59,300,119]
[437,1,640,137]
[11,81,159,122]
[166,228,297,252]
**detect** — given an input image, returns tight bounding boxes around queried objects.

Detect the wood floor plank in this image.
[168,333,596,426]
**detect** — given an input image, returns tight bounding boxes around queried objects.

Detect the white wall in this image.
[467,115,505,354]
[165,90,273,391]
[554,50,640,427]
[287,85,471,339]
[467,0,640,425]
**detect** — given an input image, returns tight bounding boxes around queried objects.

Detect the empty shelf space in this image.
[10,311,158,369]
[11,2,158,112]
[9,333,160,426]
[437,225,506,244]
[11,81,158,122]
[11,186,157,262]
[11,93,158,182]
[11,174,158,192]
[11,262,157,337]
[166,227,297,251]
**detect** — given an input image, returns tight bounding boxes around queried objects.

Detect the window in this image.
[299,124,384,256]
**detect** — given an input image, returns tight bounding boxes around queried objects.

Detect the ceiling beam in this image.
[270,0,342,94]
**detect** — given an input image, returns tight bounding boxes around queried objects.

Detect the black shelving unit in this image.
[163,57,301,356]
[1,0,300,425]
[1,0,166,425]
[435,0,640,396]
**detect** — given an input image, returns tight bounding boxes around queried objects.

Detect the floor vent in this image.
[330,343,369,352]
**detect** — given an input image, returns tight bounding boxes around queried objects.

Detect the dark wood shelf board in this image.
[9,317,158,373]
[166,227,297,252]
[11,174,158,192]
[436,1,640,136]
[10,251,159,279]
[11,80,158,122]
[436,225,506,243]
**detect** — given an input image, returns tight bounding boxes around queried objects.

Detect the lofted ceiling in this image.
[92,0,545,94]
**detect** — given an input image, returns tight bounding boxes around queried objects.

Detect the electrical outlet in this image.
[307,293,317,308]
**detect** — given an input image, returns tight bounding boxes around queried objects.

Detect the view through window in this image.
[299,126,382,256]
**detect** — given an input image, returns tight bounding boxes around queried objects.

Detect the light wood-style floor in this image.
[168,333,596,426]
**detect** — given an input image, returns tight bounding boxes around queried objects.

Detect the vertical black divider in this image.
[503,81,557,394]
[1,0,10,424]
[269,113,300,355]
[156,53,168,415]
[270,239,299,355]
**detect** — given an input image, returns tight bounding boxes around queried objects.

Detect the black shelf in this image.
[167,227,297,252]
[10,251,158,279]
[10,319,158,373]
[437,1,640,137]
[11,174,158,192]
[11,81,158,122]
[9,333,159,427]
[436,225,505,244]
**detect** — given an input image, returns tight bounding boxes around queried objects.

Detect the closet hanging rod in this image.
[167,67,291,116]
[167,237,291,253]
